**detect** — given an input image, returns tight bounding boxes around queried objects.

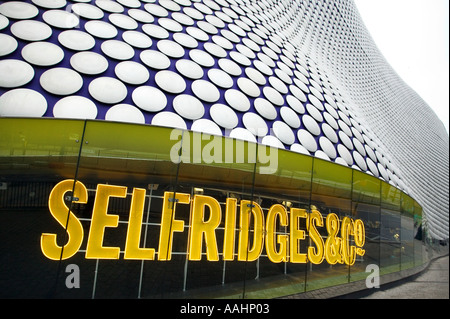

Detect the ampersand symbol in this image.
[324,213,343,264]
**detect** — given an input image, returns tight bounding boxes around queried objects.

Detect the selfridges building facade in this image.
[0,0,448,299]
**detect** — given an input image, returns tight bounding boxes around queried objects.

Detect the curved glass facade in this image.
[0,118,428,298]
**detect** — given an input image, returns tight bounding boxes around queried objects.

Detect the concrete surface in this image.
[337,254,449,299]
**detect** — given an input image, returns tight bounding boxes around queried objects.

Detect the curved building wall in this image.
[0,0,448,299]
[294,1,449,240]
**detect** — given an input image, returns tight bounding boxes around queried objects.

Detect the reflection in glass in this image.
[380,209,401,274]
[401,193,415,269]
[0,119,429,298]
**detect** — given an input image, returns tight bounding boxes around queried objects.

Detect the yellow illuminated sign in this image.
[41,180,366,265]
[41,180,87,260]
[85,184,127,259]
[265,204,288,263]
[189,195,222,261]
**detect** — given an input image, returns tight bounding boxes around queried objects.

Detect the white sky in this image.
[353,0,449,135]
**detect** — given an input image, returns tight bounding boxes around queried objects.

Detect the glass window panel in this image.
[183,188,231,297]
[401,193,415,269]
[379,182,402,275]
[380,208,401,274]
[79,121,180,186]
[176,131,257,191]
[248,147,313,298]
[349,203,380,282]
[413,201,424,266]
[0,118,85,298]
[254,146,313,201]
[311,157,352,199]
[306,159,352,291]
[70,121,184,298]
[0,118,85,181]
[352,170,381,205]
[381,182,401,211]
[308,193,351,290]
[174,132,258,298]
[349,172,381,282]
